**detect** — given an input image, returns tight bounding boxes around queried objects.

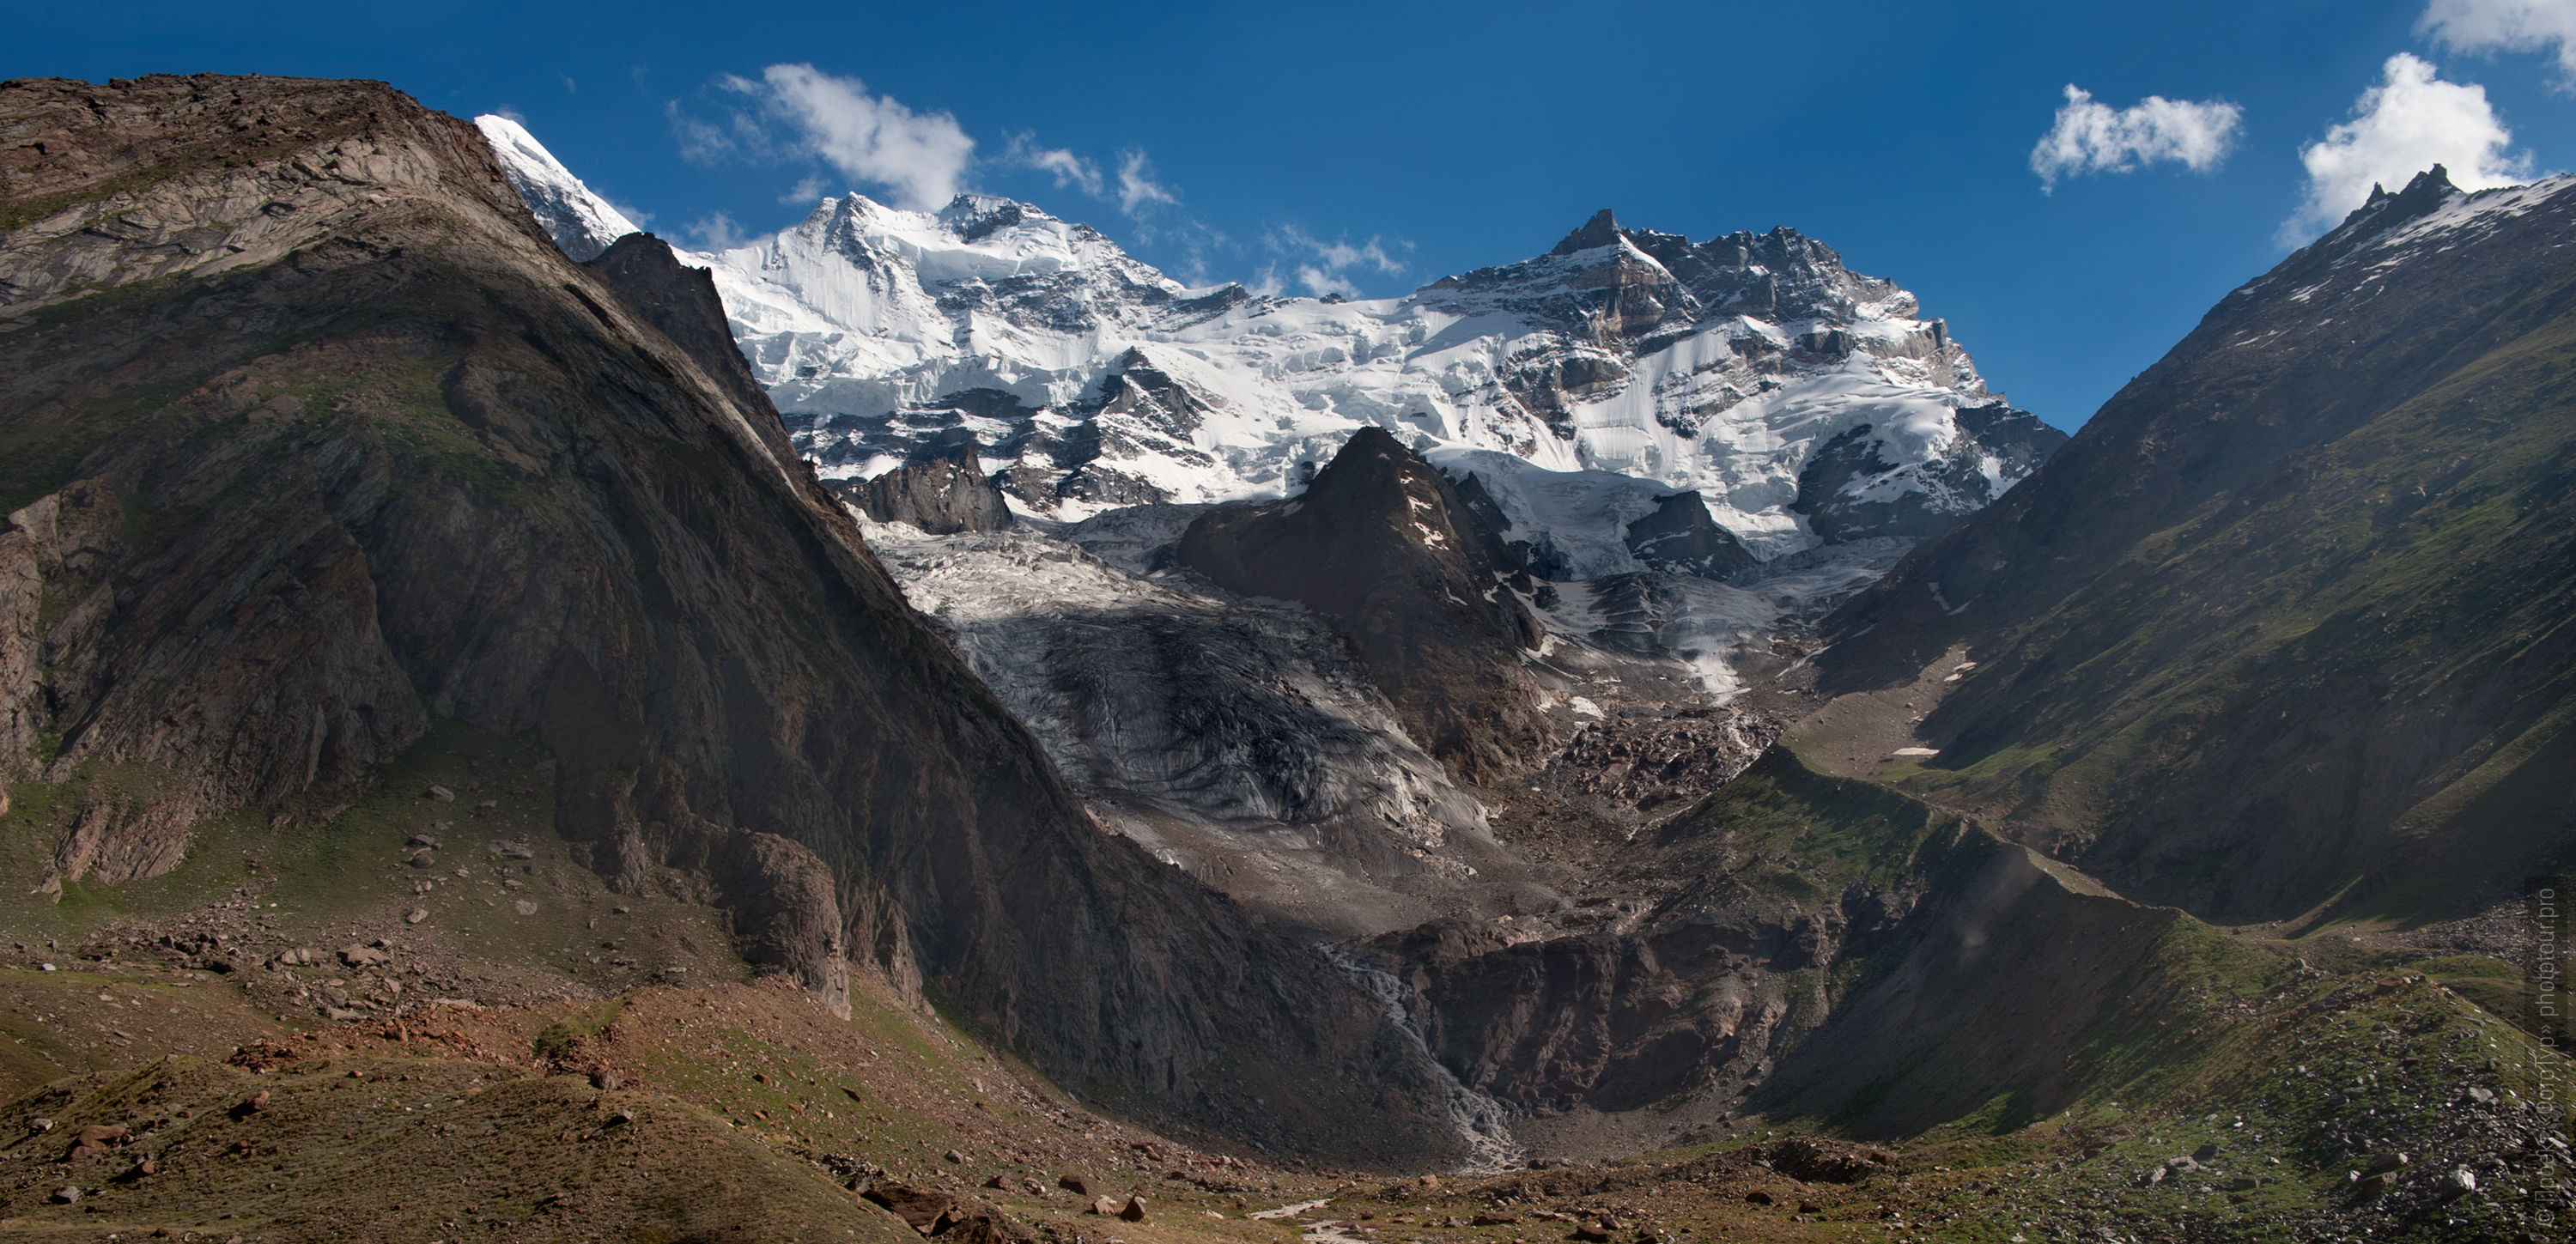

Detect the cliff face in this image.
[1820,169,2576,923]
[0,74,1459,1164]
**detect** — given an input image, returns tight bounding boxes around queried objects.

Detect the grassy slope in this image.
[1844,214,2576,928]
[1627,747,2576,1240]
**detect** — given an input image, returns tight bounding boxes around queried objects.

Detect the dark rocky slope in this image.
[1821,167,2576,925]
[0,73,1458,1164]
[1177,428,1551,785]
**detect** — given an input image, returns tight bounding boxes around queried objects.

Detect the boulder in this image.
[862,1184,965,1235]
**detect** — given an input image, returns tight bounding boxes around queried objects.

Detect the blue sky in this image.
[13,0,2576,428]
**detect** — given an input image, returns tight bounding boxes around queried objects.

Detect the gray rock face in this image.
[852,445,1013,534]
[1623,492,1757,581]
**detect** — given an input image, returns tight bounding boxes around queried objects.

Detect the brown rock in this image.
[425,786,455,803]
[49,1186,78,1204]
[1744,1190,1774,1205]
[1058,1174,1091,1197]
[588,1067,621,1091]
[1119,1197,1149,1223]
[982,1174,1006,1189]
[863,1184,964,1235]
[945,1214,1022,1244]
[405,907,428,925]
[74,1123,126,1145]
[945,1148,966,1164]
[1572,1227,1611,1242]
[1091,1197,1121,1217]
[1472,1214,1519,1226]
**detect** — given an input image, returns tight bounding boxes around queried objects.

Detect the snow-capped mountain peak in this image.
[479,119,2064,572]
[472,114,637,262]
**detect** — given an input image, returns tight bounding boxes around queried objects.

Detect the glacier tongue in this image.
[479,117,2063,563]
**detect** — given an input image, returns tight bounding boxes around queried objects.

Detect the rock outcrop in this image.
[1177,428,1551,785]
[852,444,1014,533]
[1622,491,1756,581]
[0,73,1461,1165]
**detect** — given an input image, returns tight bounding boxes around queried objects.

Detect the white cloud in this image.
[2282,52,2531,241]
[723,64,974,210]
[2029,85,2244,191]
[689,211,748,250]
[1258,226,1409,300]
[781,173,829,205]
[1116,151,1180,216]
[1295,265,1359,299]
[1278,226,1405,276]
[2422,0,2576,88]
[1002,133,1105,197]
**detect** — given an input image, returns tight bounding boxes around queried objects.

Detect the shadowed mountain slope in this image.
[1820,168,2576,924]
[0,72,1457,1164]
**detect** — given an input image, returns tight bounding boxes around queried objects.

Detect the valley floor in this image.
[0,695,2567,1243]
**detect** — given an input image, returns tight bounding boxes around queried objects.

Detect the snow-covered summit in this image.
[473,114,638,261]
[481,120,2064,570]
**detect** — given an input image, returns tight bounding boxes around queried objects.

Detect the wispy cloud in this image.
[1115,151,1180,216]
[1002,133,1105,197]
[2283,52,2531,242]
[2030,85,2243,191]
[2422,0,2576,88]
[688,211,749,250]
[1255,226,1411,298]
